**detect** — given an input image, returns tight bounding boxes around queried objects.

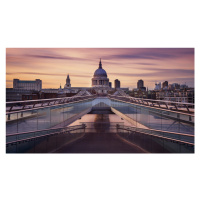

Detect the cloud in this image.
[134,63,157,65]
[138,67,194,74]
[6,72,91,78]
[104,48,194,61]
[109,68,194,77]
[26,54,90,61]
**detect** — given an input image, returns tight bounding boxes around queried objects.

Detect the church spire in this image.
[65,74,71,88]
[66,74,70,85]
[99,58,102,69]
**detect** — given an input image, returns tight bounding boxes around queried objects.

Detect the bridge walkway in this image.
[55,130,145,153]
[55,114,146,153]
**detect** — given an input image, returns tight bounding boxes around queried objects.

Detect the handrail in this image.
[109,95,194,106]
[119,125,194,137]
[117,125,194,145]
[6,125,83,137]
[6,95,95,105]
[6,125,86,144]
[109,96,194,116]
[6,95,96,114]
[109,94,194,106]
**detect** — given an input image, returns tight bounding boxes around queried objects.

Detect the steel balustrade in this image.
[6,124,86,145]
[6,95,97,113]
[108,94,194,113]
[116,124,194,146]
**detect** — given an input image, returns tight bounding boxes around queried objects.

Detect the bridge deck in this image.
[55,114,145,153]
[55,131,146,153]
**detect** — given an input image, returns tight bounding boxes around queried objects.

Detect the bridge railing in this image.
[116,124,194,153]
[6,95,96,113]
[80,122,124,133]
[109,97,194,130]
[6,124,86,153]
[6,97,93,135]
[108,95,194,113]
[6,124,86,145]
[117,125,194,146]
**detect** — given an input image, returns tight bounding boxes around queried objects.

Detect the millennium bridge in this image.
[6,91,194,153]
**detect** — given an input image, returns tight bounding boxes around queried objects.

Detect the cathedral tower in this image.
[64,74,71,88]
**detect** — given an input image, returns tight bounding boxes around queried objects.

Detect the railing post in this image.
[116,124,119,133]
[22,103,26,110]
[9,106,13,112]
[184,104,190,112]
[174,103,178,110]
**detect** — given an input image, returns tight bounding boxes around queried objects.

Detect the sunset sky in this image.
[6,48,194,90]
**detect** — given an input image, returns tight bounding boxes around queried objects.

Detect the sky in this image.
[6,48,194,90]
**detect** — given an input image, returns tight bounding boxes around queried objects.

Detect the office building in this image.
[162,81,168,89]
[115,79,120,89]
[155,82,161,90]
[13,79,42,91]
[137,79,144,89]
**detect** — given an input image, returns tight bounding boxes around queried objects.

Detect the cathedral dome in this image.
[93,59,107,77]
[94,68,107,77]
[92,59,109,91]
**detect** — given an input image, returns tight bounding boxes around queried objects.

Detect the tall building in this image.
[64,74,71,88]
[115,79,120,89]
[140,87,146,91]
[13,79,42,91]
[109,82,112,88]
[137,79,144,89]
[180,84,188,89]
[155,82,161,90]
[162,81,168,89]
[172,83,180,89]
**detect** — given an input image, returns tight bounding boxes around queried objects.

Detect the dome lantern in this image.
[99,58,102,69]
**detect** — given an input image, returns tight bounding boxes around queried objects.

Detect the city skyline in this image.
[6,48,194,89]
